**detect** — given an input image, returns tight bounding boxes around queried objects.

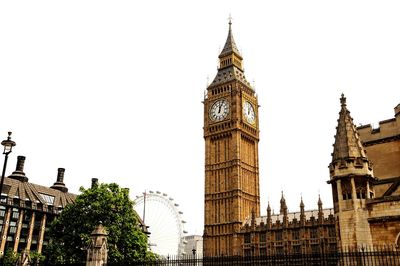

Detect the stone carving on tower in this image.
[203,20,260,256]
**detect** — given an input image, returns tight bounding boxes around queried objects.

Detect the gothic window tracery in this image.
[356,187,366,199]
[341,183,352,200]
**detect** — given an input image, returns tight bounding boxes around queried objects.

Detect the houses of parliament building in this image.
[203,22,400,256]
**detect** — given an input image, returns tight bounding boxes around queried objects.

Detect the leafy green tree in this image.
[45,183,154,264]
[1,248,19,266]
[30,251,45,264]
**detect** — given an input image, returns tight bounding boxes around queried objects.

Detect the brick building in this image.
[0,156,75,256]
[203,22,400,256]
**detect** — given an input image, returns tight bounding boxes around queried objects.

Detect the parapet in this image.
[395,103,400,117]
[357,103,400,144]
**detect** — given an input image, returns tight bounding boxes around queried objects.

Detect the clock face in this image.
[209,99,229,122]
[243,101,256,124]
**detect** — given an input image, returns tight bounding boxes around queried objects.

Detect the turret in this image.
[266,202,272,229]
[328,94,374,249]
[280,192,288,227]
[317,195,323,223]
[87,223,108,265]
[329,94,374,180]
[300,197,305,226]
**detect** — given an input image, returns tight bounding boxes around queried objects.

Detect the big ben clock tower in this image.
[203,21,260,256]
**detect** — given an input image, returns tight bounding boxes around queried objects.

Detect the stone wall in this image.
[367,199,400,246]
[357,106,400,183]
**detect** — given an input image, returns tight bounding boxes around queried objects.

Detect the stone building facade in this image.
[239,195,337,256]
[203,22,400,256]
[0,156,76,256]
[328,95,400,249]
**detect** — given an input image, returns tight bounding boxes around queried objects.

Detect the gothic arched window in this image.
[356,187,366,199]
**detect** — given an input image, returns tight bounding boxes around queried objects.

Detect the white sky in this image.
[1,1,400,236]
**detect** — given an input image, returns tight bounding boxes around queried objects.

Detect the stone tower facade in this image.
[328,94,375,248]
[203,21,260,256]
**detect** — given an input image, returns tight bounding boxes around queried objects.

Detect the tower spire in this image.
[280,191,287,214]
[318,195,324,223]
[329,93,373,178]
[267,202,272,229]
[215,18,244,72]
[209,19,250,88]
[300,196,305,225]
[219,18,242,59]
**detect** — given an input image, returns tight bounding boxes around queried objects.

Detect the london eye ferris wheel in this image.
[133,191,187,256]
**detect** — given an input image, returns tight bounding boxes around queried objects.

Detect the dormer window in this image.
[39,193,55,205]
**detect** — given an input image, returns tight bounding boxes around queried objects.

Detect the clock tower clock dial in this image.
[209,99,229,122]
[203,21,260,257]
[243,100,256,125]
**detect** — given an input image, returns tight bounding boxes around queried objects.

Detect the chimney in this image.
[57,168,65,183]
[91,178,99,188]
[8,156,28,182]
[51,168,68,193]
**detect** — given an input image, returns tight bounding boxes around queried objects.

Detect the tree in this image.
[1,248,19,266]
[45,182,154,264]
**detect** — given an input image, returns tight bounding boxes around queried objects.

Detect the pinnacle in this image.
[331,94,367,162]
[219,20,242,59]
[280,192,287,214]
[300,196,304,208]
[280,191,285,204]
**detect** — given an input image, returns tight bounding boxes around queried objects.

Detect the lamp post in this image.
[0,132,16,202]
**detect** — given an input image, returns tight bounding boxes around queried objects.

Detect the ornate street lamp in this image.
[0,132,16,201]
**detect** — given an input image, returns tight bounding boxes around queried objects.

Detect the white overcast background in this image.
[1,1,400,236]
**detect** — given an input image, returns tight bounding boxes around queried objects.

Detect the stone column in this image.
[366,181,371,199]
[13,209,25,252]
[26,212,35,251]
[37,214,47,253]
[351,177,357,209]
[0,207,11,255]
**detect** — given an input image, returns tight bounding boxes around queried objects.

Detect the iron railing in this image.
[9,247,400,266]
[106,247,400,266]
